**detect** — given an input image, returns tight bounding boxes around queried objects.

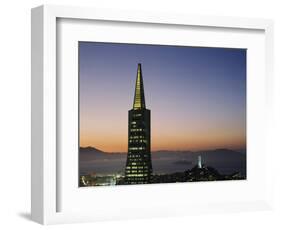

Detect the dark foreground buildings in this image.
[80,153,245,186]
[124,63,153,184]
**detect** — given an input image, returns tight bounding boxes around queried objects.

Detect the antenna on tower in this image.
[198,155,202,169]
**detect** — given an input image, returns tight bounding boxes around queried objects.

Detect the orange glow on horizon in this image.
[80,130,246,153]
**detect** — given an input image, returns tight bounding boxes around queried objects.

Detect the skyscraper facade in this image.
[125,63,152,184]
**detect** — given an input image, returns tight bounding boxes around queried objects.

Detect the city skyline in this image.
[79,42,246,152]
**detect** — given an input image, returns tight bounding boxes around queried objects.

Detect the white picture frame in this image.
[31,4,274,225]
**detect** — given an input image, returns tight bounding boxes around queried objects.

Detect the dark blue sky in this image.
[79,42,246,152]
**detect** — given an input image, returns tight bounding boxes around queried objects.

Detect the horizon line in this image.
[80,145,246,153]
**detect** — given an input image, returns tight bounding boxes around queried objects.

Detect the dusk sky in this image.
[79,42,246,152]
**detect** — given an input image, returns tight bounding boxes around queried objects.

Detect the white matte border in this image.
[31,5,274,225]
[57,17,266,213]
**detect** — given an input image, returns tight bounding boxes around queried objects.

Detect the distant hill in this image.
[79,146,246,176]
[80,146,104,153]
[195,148,246,163]
[79,146,245,161]
[79,146,125,162]
[80,146,244,159]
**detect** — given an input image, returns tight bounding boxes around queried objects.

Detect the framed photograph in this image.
[31,5,274,225]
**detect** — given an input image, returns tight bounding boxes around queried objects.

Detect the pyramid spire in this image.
[133,63,146,110]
